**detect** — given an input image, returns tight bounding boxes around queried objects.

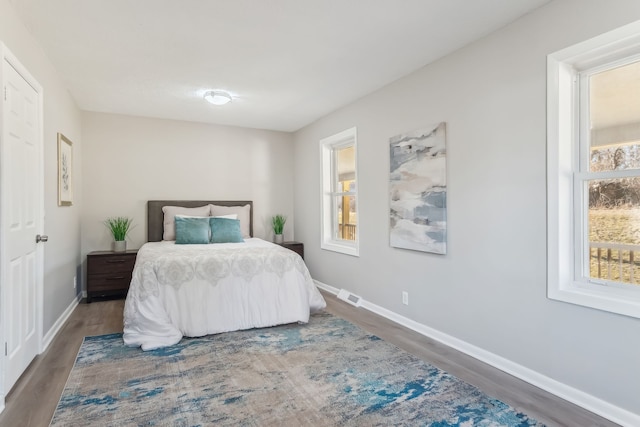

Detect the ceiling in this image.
[11,0,550,132]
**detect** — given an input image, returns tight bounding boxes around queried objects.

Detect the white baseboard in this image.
[41,295,79,353]
[313,279,640,427]
[315,280,339,295]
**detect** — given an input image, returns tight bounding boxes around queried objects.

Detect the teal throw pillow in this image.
[210,217,244,243]
[175,216,210,244]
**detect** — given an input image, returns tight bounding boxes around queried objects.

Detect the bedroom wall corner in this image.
[1,0,83,337]
[80,112,295,276]
[292,0,640,420]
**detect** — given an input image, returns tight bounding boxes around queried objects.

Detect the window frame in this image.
[320,127,359,257]
[547,21,640,319]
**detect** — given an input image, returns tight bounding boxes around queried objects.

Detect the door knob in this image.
[36,234,48,243]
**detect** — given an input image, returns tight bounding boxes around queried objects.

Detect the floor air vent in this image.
[337,289,362,307]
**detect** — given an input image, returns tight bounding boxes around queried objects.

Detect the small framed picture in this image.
[57,133,73,206]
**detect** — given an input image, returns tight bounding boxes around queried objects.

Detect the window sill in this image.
[548,280,640,319]
[321,240,359,257]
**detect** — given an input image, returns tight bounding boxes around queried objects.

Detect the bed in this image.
[123,200,326,350]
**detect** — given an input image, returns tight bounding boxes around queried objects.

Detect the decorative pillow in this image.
[210,204,251,238]
[173,214,237,243]
[210,217,244,243]
[175,216,210,244]
[162,205,210,240]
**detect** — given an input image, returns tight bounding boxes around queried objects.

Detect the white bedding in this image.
[123,238,326,350]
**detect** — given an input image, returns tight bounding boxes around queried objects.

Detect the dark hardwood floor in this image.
[0,298,125,427]
[0,292,617,427]
[323,295,618,427]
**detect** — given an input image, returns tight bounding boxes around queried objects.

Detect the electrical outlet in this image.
[73,276,77,290]
[402,291,409,305]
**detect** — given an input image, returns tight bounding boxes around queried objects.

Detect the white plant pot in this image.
[274,234,284,244]
[113,240,127,252]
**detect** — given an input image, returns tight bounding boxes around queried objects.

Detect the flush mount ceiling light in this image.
[203,90,232,106]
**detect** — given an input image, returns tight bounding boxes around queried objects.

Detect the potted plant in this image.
[271,214,287,244]
[104,216,133,252]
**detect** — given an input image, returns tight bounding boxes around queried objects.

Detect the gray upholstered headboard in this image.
[147,200,253,242]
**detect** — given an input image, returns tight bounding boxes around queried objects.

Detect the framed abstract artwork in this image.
[57,133,73,206]
[389,122,447,254]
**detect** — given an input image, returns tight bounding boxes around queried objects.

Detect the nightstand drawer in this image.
[87,254,136,274]
[87,273,132,292]
[86,250,137,302]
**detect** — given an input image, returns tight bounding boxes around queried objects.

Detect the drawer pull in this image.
[107,276,126,280]
[106,260,126,263]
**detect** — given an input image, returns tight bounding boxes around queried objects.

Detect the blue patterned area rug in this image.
[51,312,542,426]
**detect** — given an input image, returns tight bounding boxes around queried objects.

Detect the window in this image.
[547,21,640,318]
[320,127,359,256]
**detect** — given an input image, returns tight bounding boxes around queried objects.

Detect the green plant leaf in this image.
[104,216,134,241]
[271,214,287,235]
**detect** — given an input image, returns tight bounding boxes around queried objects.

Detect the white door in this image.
[1,53,43,395]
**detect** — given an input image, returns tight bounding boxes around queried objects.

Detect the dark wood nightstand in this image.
[86,250,137,302]
[279,241,304,259]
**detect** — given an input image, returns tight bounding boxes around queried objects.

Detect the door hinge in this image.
[3,86,6,101]
[4,342,7,356]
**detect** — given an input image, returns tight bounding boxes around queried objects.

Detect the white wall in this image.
[293,0,640,419]
[81,112,294,262]
[0,0,83,334]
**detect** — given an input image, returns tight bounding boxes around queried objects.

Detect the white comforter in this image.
[123,238,326,350]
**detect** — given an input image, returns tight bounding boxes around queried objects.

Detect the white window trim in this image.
[320,127,359,257]
[547,20,640,319]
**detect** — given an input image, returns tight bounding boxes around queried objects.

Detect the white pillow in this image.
[213,214,238,220]
[162,205,210,240]
[209,204,251,238]
[176,214,237,220]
